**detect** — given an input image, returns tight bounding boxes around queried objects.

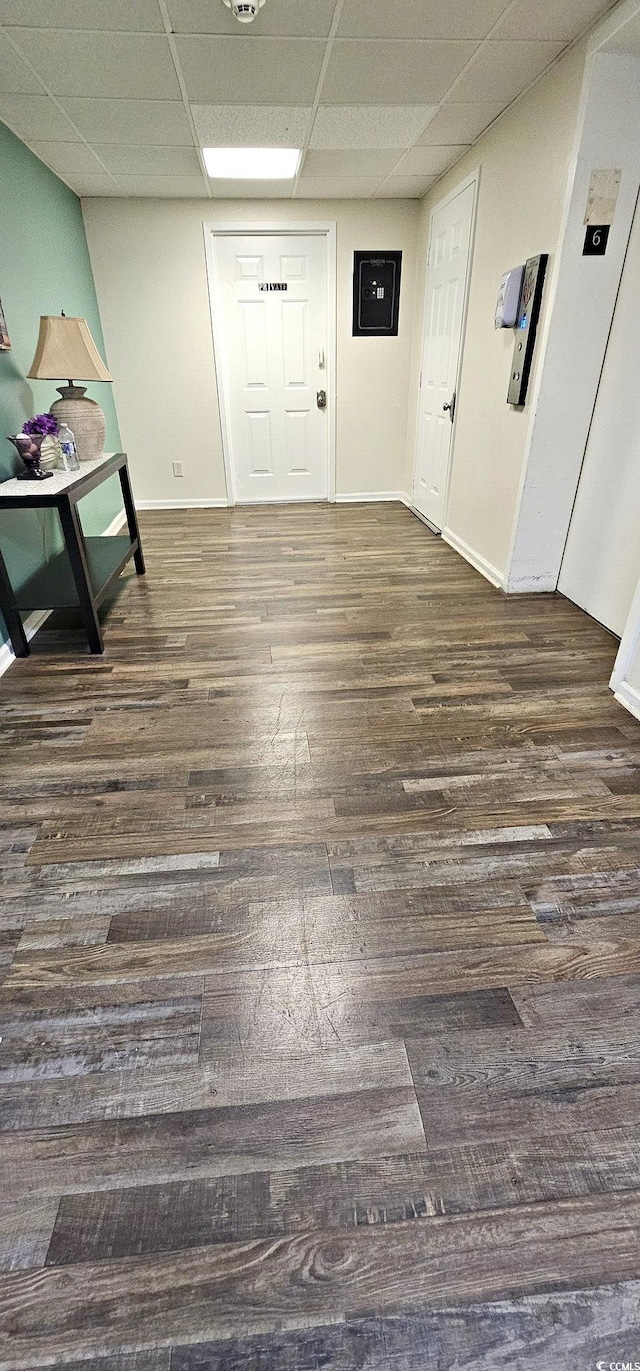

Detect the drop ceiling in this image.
[0,0,618,199]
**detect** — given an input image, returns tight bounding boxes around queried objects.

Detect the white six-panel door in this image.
[211,233,328,503]
[412,182,475,530]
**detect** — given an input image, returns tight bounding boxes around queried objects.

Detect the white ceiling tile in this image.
[166,0,336,37]
[375,176,436,198]
[301,149,402,177]
[338,0,511,41]
[10,30,181,100]
[209,178,292,198]
[492,0,615,42]
[417,101,507,144]
[191,104,312,148]
[321,40,477,104]
[29,141,106,176]
[451,40,565,102]
[68,174,124,196]
[0,30,41,91]
[0,0,164,29]
[310,105,437,149]
[295,176,383,198]
[93,145,202,176]
[392,144,470,176]
[111,175,208,197]
[0,92,80,140]
[60,99,193,145]
[177,35,325,104]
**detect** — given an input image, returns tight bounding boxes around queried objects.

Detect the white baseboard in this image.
[614,680,640,723]
[0,510,128,680]
[406,503,441,534]
[136,498,228,510]
[0,610,51,679]
[442,526,505,589]
[334,491,409,504]
[139,495,412,510]
[504,572,558,593]
[102,511,128,537]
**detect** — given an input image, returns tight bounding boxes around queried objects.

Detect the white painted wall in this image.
[82,197,419,506]
[558,191,640,636]
[405,41,587,582]
[507,50,640,592]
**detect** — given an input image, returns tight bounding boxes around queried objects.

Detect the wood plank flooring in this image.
[1,501,640,1369]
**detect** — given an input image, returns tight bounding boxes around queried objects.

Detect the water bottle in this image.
[58,422,80,472]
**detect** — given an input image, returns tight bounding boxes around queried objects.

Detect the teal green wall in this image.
[0,118,122,648]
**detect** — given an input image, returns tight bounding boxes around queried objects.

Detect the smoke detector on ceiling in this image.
[223,0,266,22]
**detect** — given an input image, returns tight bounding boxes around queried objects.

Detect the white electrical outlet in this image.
[172,461,184,478]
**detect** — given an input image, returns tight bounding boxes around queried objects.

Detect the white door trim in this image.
[410,168,480,530]
[203,220,337,506]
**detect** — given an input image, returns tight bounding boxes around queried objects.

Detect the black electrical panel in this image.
[353,251,402,336]
[507,253,548,406]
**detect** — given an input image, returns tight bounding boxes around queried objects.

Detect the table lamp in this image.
[27,314,113,462]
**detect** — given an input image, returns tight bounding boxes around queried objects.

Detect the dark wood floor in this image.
[1,501,640,1370]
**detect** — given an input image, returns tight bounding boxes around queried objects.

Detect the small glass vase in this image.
[7,433,53,480]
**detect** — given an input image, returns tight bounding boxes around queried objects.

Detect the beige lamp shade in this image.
[27,315,112,383]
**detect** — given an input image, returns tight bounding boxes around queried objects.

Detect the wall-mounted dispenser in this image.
[495,265,524,329]
[507,253,548,407]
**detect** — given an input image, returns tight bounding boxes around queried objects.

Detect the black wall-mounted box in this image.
[507,253,548,407]
[352,251,402,337]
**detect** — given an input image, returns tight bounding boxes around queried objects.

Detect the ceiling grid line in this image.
[374,0,532,195]
[0,0,622,201]
[292,0,346,199]
[156,0,212,198]
[0,21,125,192]
[375,0,620,199]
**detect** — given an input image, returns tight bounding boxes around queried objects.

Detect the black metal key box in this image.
[353,251,402,336]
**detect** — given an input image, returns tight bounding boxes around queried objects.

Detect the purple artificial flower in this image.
[23,412,58,436]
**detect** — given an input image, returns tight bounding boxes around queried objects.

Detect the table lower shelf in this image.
[16,536,135,611]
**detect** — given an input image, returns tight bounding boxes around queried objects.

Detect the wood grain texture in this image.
[1,501,640,1365]
[45,1123,640,1266]
[2,1193,640,1366]
[0,1040,412,1131]
[0,1088,424,1202]
[167,1282,640,1371]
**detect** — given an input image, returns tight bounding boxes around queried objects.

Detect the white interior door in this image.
[212,233,328,503]
[558,195,640,636]
[412,181,475,530]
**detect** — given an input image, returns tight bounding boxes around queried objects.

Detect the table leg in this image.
[118,461,145,575]
[0,547,29,657]
[58,496,104,654]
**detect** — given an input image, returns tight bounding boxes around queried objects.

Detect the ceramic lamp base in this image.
[51,385,106,462]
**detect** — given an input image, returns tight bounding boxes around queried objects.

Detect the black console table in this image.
[0,451,145,657]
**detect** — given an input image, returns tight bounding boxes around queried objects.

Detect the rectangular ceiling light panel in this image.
[203,146,301,178]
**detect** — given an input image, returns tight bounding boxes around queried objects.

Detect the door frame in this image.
[410,169,480,531]
[203,220,337,506]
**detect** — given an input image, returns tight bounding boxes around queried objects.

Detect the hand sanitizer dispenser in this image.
[495,265,524,329]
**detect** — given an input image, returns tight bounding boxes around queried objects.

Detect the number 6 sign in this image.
[583,224,610,256]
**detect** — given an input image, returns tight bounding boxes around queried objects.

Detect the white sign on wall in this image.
[584,168,622,226]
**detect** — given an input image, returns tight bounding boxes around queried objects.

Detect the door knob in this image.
[317,389,327,410]
[443,390,456,423]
